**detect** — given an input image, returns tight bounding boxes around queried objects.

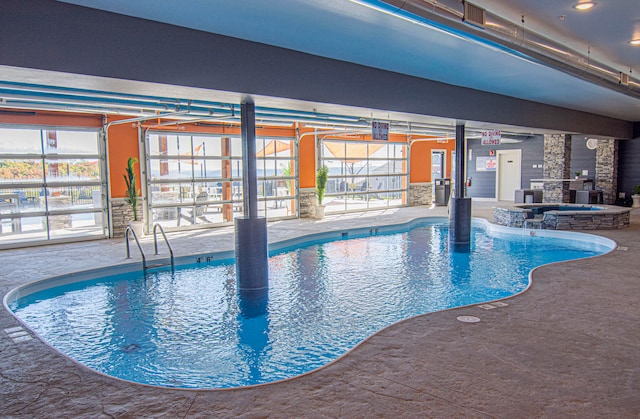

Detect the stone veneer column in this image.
[299,188,317,218]
[595,139,618,204]
[111,198,143,237]
[409,182,433,206]
[543,134,572,203]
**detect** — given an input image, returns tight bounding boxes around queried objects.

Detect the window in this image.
[147,133,297,230]
[0,127,106,246]
[320,140,408,213]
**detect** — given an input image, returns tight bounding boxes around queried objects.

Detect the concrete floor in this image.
[1,202,639,418]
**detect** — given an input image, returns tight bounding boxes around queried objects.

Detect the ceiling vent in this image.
[463,1,486,28]
[619,72,629,85]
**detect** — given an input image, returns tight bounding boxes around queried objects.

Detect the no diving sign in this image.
[481,130,501,145]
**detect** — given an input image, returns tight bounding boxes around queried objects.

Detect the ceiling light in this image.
[630,39,640,46]
[573,2,596,10]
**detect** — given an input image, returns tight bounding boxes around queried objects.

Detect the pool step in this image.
[146,261,173,270]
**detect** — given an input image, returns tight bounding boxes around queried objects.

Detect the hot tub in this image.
[493,203,630,230]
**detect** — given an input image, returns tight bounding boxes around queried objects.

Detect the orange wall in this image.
[0,109,102,127]
[299,129,317,189]
[107,117,141,199]
[410,139,456,183]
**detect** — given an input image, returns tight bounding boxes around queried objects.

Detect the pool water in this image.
[527,205,603,215]
[9,221,611,388]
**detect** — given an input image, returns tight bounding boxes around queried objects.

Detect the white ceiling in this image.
[56,0,640,124]
[472,0,640,71]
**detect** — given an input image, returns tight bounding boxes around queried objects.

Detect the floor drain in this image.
[457,315,480,323]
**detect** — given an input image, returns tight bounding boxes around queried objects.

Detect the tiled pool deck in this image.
[2,202,639,418]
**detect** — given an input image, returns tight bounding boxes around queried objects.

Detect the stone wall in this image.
[409,182,433,206]
[299,188,316,218]
[595,139,618,204]
[542,211,629,230]
[493,205,630,230]
[493,207,528,228]
[111,198,143,237]
[543,134,572,203]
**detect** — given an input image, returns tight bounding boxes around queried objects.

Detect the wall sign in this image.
[476,156,496,171]
[372,120,389,141]
[481,130,501,145]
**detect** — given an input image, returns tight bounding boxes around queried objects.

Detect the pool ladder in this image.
[125,223,175,272]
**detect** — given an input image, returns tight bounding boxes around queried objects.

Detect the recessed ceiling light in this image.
[631,39,640,46]
[573,2,596,10]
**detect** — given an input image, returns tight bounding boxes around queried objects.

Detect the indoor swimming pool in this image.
[6,219,614,389]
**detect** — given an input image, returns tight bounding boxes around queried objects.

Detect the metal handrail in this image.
[125,225,147,270]
[153,223,175,270]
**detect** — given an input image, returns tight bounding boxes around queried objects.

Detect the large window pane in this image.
[44,185,102,211]
[230,138,243,157]
[0,187,45,213]
[0,127,106,246]
[192,159,222,179]
[0,129,42,154]
[0,159,44,182]
[193,136,222,156]
[51,131,100,155]
[148,133,296,231]
[322,140,407,214]
[44,159,101,182]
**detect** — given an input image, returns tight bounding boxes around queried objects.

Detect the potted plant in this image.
[632,185,640,208]
[124,157,144,236]
[574,171,581,179]
[315,165,329,219]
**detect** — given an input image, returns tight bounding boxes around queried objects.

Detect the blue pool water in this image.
[9,221,612,389]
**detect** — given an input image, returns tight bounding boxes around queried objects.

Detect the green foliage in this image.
[123,157,140,221]
[633,185,640,195]
[316,165,329,205]
[0,160,100,181]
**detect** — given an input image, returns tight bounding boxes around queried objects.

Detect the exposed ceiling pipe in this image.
[0,81,188,108]
[144,114,239,128]
[0,101,136,115]
[374,0,640,99]
[105,110,194,129]
[1,79,521,137]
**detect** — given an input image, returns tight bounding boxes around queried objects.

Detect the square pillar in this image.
[543,134,572,203]
[595,139,618,204]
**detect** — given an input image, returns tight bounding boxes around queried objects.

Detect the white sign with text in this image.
[372,120,389,141]
[481,130,501,145]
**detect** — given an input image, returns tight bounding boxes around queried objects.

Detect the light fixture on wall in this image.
[573,2,596,10]
[586,138,598,150]
[630,38,640,46]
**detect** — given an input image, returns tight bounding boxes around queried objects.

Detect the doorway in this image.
[496,149,521,201]
[431,150,446,180]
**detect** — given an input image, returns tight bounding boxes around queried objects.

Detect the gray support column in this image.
[235,98,268,316]
[454,124,466,199]
[543,134,572,203]
[241,99,259,218]
[449,123,471,252]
